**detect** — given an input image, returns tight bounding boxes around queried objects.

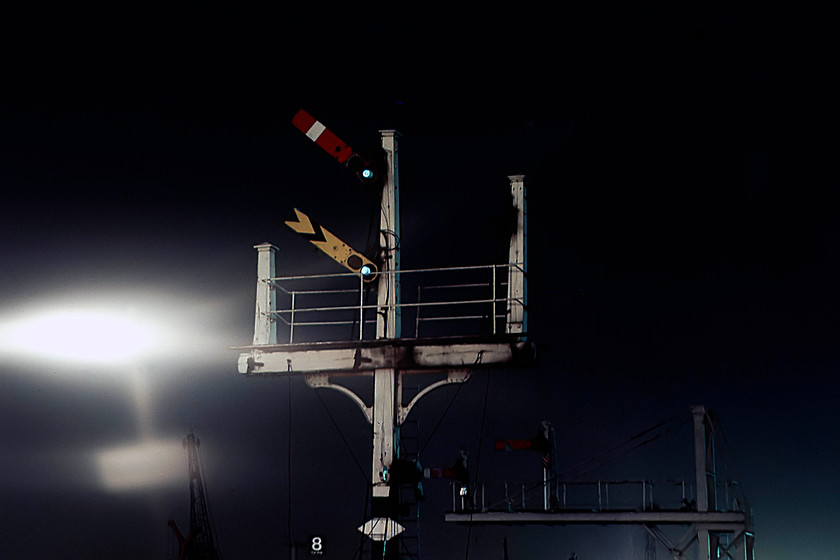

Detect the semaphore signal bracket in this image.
[236,110,534,560]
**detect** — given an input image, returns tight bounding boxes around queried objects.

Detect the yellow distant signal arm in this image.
[285,208,378,281]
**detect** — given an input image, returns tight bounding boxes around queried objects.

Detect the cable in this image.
[418,381,466,456]
[560,412,687,480]
[313,387,372,560]
[314,389,371,484]
[379,229,401,251]
[352,481,372,560]
[464,372,491,560]
[708,410,750,514]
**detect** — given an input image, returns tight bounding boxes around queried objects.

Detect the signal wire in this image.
[463,372,491,560]
[314,388,370,484]
[708,410,750,513]
[418,381,466,456]
[560,412,687,480]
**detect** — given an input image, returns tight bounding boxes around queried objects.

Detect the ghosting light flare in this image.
[0,309,161,364]
[95,437,184,491]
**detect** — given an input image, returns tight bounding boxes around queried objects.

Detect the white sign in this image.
[309,536,324,556]
[357,518,405,541]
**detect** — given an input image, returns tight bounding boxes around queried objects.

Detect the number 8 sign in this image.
[310,536,324,556]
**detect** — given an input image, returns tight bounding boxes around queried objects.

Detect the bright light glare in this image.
[0,289,239,372]
[95,438,184,491]
[0,309,160,364]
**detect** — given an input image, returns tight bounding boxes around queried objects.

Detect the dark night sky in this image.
[1,4,838,560]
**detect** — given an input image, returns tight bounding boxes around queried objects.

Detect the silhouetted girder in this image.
[183,433,221,560]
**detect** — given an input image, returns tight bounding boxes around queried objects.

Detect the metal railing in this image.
[451,478,747,514]
[267,264,524,344]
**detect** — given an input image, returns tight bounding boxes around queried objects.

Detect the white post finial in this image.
[506,175,527,335]
[253,243,278,345]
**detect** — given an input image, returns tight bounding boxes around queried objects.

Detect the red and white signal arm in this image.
[292,109,376,182]
[292,109,356,164]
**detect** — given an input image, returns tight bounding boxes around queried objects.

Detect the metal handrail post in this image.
[359,275,364,340]
[415,286,422,337]
[290,292,296,344]
[543,467,550,511]
[606,482,610,509]
[598,480,602,511]
[491,265,497,335]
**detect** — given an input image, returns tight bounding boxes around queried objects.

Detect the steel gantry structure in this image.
[445,406,755,560]
[169,432,222,560]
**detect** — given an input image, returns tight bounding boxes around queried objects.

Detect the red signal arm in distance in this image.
[495,439,534,451]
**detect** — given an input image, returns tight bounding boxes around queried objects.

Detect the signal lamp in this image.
[346,255,377,282]
[346,154,377,184]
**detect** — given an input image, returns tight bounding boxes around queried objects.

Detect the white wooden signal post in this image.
[237,114,533,560]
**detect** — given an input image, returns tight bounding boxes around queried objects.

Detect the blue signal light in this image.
[361,168,374,180]
[360,264,374,277]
